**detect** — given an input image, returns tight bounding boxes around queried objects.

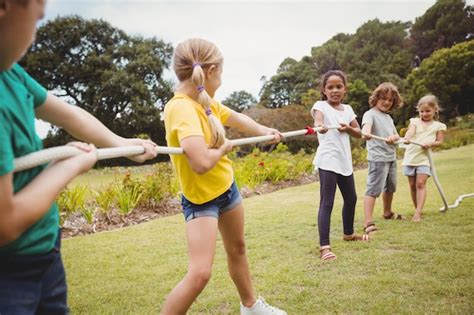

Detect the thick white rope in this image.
[14,127,339,173]
[363,133,473,211]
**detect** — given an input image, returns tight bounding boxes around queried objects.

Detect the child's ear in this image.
[205,64,217,79]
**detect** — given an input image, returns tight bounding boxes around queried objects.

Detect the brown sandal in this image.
[364,222,378,235]
[343,233,369,241]
[320,245,337,261]
[383,212,406,220]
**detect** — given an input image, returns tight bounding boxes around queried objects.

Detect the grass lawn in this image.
[63,145,474,314]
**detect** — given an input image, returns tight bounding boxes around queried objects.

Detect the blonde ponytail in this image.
[173,38,226,148]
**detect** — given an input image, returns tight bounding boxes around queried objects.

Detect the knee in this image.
[227,240,247,258]
[188,268,212,290]
[416,181,426,190]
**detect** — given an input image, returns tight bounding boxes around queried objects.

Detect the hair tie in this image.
[197,85,205,93]
[205,109,212,116]
[192,62,202,68]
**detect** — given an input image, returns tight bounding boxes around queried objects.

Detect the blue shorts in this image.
[403,165,431,177]
[0,230,68,315]
[181,180,242,222]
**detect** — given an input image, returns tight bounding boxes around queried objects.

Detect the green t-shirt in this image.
[0,63,59,256]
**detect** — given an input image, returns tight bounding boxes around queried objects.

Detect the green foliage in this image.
[259,19,412,108]
[93,187,116,215]
[116,184,143,217]
[233,144,313,189]
[57,185,89,223]
[404,40,474,121]
[410,0,473,59]
[22,15,173,155]
[222,90,257,112]
[80,206,95,224]
[346,79,371,117]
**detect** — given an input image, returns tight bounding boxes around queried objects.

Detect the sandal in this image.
[343,233,369,241]
[364,222,377,236]
[320,245,337,261]
[383,212,406,220]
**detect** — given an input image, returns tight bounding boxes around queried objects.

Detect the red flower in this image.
[258,161,265,167]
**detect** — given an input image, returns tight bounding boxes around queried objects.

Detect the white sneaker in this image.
[240,296,287,315]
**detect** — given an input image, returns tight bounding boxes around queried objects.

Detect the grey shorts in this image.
[365,161,397,197]
[403,165,431,177]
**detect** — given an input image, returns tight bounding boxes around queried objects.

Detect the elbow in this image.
[191,162,213,175]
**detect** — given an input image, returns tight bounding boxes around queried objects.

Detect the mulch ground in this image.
[61,173,319,238]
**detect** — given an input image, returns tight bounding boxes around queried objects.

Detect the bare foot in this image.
[412,213,422,222]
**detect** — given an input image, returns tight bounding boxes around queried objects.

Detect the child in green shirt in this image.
[0,1,157,313]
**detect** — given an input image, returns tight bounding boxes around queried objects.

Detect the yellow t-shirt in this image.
[164,93,234,204]
[402,118,447,166]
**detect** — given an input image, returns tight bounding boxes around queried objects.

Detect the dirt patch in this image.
[61,173,319,239]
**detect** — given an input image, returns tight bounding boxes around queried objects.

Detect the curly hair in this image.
[368,82,403,110]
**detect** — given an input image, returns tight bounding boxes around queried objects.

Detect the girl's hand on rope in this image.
[219,138,234,155]
[337,122,352,133]
[385,134,400,145]
[264,127,283,144]
[316,125,328,134]
[362,133,372,140]
[404,138,411,144]
[59,142,98,174]
[124,139,158,163]
[421,142,432,150]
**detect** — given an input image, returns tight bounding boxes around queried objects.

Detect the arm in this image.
[403,123,416,143]
[35,93,157,162]
[225,111,282,142]
[312,110,328,134]
[361,123,372,140]
[339,119,362,138]
[0,143,97,246]
[422,130,445,149]
[180,136,232,174]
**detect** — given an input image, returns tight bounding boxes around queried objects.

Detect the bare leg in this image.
[408,176,417,208]
[364,195,376,226]
[218,204,256,307]
[413,174,429,222]
[382,192,394,217]
[161,217,218,315]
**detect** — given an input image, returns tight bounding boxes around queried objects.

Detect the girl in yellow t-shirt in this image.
[162,38,286,315]
[402,95,447,222]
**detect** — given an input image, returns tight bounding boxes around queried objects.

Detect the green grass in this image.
[63,145,474,314]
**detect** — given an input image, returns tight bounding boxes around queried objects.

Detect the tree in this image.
[410,0,474,60]
[20,15,173,150]
[403,40,474,122]
[222,91,257,112]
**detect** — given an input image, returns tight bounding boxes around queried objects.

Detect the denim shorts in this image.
[181,180,242,222]
[0,230,68,315]
[365,161,397,197]
[403,165,431,177]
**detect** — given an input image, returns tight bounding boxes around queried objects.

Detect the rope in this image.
[14,127,336,173]
[363,132,473,211]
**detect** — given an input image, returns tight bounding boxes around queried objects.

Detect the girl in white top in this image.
[403,94,447,221]
[311,70,366,262]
